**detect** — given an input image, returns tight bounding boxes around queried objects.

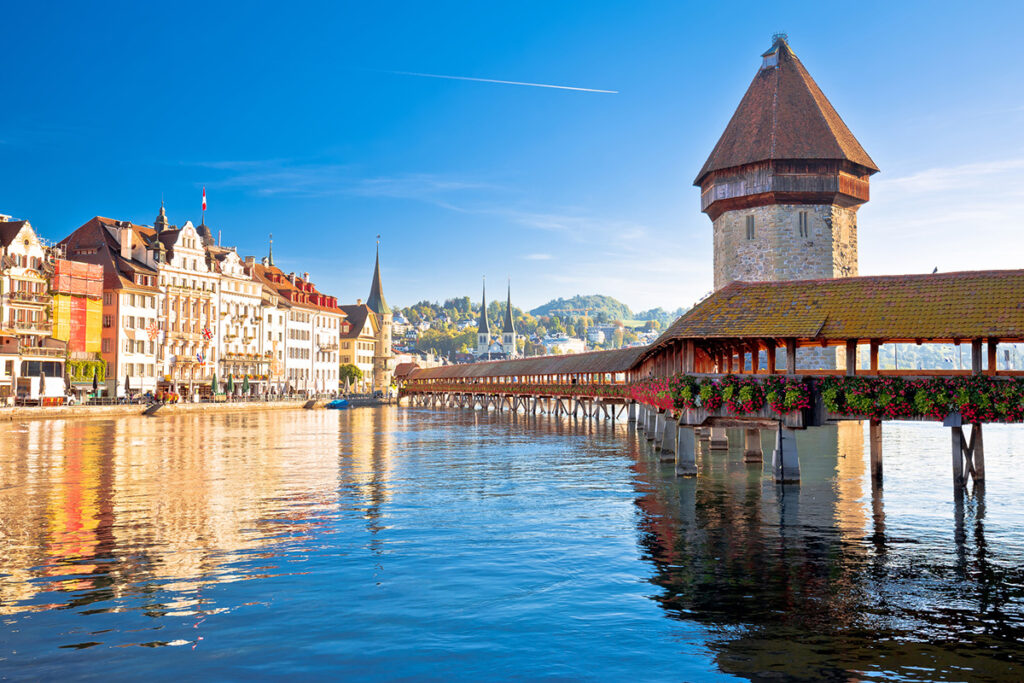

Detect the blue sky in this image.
[3,1,1024,311]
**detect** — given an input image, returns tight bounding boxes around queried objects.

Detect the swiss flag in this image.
[202,186,207,212]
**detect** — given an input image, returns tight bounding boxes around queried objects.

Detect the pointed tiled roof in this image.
[478,279,490,335]
[502,281,515,334]
[366,244,390,315]
[694,36,878,186]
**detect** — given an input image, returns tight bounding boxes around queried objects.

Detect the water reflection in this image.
[2,408,1024,680]
[633,422,1024,681]
[0,411,349,623]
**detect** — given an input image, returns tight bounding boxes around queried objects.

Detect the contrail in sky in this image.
[386,70,618,94]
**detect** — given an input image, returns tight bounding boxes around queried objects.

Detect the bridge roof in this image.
[651,269,1024,348]
[408,346,647,380]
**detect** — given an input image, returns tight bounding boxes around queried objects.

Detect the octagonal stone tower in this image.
[696,35,879,292]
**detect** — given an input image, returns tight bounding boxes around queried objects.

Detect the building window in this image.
[745,215,755,240]
[103,315,113,328]
[798,211,809,238]
[102,338,110,353]
[103,292,112,306]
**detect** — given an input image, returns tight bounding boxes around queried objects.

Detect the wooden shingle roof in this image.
[408,346,647,380]
[695,36,878,186]
[652,270,1024,347]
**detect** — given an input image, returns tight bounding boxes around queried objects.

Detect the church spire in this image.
[267,233,275,267]
[478,277,490,335]
[366,236,390,315]
[154,199,169,234]
[502,278,515,334]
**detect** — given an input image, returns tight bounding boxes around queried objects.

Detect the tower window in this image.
[745,215,755,240]
[798,211,809,238]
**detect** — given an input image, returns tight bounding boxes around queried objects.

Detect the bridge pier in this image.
[951,423,985,488]
[869,419,883,482]
[628,402,637,423]
[675,424,698,477]
[743,428,763,463]
[645,410,657,441]
[653,412,666,450]
[772,427,800,483]
[709,427,729,450]
[660,417,677,459]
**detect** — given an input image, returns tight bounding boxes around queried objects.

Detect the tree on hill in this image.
[529,294,633,322]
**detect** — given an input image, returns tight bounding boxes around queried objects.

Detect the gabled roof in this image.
[60,217,159,291]
[0,220,29,248]
[650,269,1024,346]
[249,262,344,315]
[409,346,647,380]
[339,304,378,339]
[694,36,878,186]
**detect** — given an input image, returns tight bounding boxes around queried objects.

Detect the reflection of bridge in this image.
[403,269,1024,492]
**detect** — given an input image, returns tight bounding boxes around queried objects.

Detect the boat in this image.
[325,399,349,410]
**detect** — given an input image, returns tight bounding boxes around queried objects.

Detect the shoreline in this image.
[0,397,394,422]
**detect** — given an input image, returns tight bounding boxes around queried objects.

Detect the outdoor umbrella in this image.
[226,374,234,394]
[242,375,250,394]
[211,372,218,394]
[92,368,98,394]
[125,374,131,393]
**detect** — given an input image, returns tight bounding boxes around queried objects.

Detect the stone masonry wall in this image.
[712,203,859,289]
[713,202,860,369]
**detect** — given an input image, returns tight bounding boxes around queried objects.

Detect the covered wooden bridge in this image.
[403,269,1024,488]
[403,346,645,420]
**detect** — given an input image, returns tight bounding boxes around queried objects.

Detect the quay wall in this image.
[0,399,385,423]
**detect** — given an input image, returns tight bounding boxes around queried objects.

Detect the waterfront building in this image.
[338,302,377,392]
[61,216,163,396]
[213,247,269,394]
[249,262,343,395]
[0,217,66,400]
[151,214,220,396]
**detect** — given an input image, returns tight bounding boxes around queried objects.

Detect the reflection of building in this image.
[0,411,344,615]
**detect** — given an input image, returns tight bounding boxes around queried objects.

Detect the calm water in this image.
[1,407,1023,681]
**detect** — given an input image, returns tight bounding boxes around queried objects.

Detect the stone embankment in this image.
[0,397,395,423]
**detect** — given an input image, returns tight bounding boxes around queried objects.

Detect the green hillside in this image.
[529,295,633,322]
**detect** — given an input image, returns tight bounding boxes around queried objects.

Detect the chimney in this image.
[244,255,255,266]
[119,224,133,260]
[303,272,309,282]
[356,298,362,305]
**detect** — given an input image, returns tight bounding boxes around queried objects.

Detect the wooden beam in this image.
[972,339,983,375]
[988,339,998,376]
[846,339,857,377]
[765,339,776,374]
[869,340,879,373]
[786,338,797,374]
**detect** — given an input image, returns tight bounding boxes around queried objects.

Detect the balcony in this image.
[319,342,339,351]
[11,320,51,334]
[20,346,65,359]
[9,291,51,305]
